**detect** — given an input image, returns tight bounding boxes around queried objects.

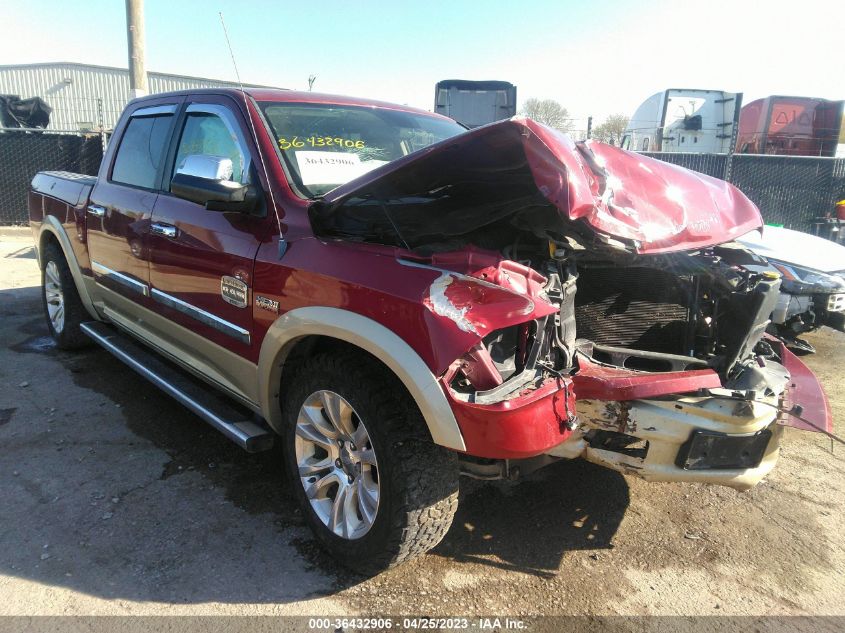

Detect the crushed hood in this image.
[309,117,763,255]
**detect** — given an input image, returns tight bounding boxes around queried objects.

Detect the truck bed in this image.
[30,171,96,208]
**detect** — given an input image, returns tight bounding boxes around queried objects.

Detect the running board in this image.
[80,321,274,453]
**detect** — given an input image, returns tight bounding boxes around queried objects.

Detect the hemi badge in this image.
[255,296,279,314]
[221,276,248,308]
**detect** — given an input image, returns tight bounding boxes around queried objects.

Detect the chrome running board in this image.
[80,321,274,452]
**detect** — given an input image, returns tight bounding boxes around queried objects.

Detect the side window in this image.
[111,114,173,188]
[172,111,248,184]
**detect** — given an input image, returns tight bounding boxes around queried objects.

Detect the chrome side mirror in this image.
[175,154,235,182]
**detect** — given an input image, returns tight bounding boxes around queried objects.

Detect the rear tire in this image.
[41,241,89,350]
[281,351,460,575]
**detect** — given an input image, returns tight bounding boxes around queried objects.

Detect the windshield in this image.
[259,101,466,197]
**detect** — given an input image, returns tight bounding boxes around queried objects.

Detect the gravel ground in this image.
[1,228,843,619]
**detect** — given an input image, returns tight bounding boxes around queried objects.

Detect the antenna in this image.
[219,12,287,258]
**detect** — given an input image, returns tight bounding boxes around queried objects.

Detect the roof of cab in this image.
[130,87,452,121]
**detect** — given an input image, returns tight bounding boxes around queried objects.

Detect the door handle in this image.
[150,222,178,239]
[87,204,106,218]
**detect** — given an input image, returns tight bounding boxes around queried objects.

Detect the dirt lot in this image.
[1,228,844,619]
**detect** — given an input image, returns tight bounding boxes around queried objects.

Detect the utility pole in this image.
[586,116,592,140]
[125,0,147,99]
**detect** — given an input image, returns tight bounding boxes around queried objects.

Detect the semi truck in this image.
[620,88,742,153]
[735,96,844,157]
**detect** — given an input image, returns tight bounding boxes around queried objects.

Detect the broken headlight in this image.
[449,322,535,393]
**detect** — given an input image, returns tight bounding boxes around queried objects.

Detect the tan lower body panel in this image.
[547,394,783,490]
[92,284,260,411]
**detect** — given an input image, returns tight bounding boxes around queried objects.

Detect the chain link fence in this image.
[0,130,104,225]
[641,152,729,180]
[643,151,845,230]
[730,155,845,228]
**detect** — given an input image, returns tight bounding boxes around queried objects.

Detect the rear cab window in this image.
[258,102,466,197]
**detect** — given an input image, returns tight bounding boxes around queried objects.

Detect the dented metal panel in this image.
[311,117,763,254]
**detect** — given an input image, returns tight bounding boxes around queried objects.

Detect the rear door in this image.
[87,98,181,314]
[146,95,269,368]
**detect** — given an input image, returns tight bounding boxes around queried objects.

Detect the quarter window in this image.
[111,114,173,189]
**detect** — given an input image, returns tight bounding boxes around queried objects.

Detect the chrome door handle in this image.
[87,204,106,218]
[150,223,178,238]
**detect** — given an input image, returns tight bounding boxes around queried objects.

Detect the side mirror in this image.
[170,154,257,213]
[176,154,234,180]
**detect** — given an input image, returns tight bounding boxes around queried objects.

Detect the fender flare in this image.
[257,306,466,452]
[38,217,99,320]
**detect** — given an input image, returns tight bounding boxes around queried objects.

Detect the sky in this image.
[1,0,843,133]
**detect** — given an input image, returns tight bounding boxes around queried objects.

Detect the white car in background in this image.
[737,225,845,353]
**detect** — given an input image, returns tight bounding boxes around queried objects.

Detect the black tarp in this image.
[0,94,52,129]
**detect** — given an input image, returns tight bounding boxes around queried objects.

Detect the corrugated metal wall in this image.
[0,63,274,131]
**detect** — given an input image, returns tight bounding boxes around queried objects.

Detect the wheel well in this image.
[39,231,62,269]
[278,335,433,441]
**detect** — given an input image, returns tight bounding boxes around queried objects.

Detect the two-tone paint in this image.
[30,87,833,470]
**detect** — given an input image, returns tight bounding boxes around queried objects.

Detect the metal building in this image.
[0,62,278,132]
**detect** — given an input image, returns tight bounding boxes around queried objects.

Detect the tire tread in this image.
[42,241,90,350]
[282,351,459,574]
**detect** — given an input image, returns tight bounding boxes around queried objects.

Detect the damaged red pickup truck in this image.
[29,89,832,574]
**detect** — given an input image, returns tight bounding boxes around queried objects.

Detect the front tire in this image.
[282,351,460,575]
[41,241,89,350]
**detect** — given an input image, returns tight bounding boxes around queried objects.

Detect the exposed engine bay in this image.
[306,117,833,487]
[442,236,787,403]
[308,118,797,401]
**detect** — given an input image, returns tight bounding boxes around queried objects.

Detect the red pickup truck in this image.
[28,88,832,574]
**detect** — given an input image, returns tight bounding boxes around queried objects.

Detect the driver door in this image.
[146,96,269,377]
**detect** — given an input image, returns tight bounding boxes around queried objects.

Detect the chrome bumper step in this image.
[80,321,274,453]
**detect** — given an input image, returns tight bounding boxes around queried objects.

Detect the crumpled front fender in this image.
[400,253,559,373]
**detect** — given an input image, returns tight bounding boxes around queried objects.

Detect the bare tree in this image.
[521,98,573,132]
[592,114,630,145]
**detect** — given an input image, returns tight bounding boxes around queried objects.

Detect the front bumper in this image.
[445,374,577,459]
[771,290,845,325]
[548,394,784,490]
[445,342,828,490]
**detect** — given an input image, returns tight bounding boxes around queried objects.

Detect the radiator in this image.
[574,267,692,354]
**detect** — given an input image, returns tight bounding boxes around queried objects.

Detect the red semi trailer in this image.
[736,96,843,157]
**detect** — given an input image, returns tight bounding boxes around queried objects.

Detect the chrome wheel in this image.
[295,390,380,540]
[44,260,65,334]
